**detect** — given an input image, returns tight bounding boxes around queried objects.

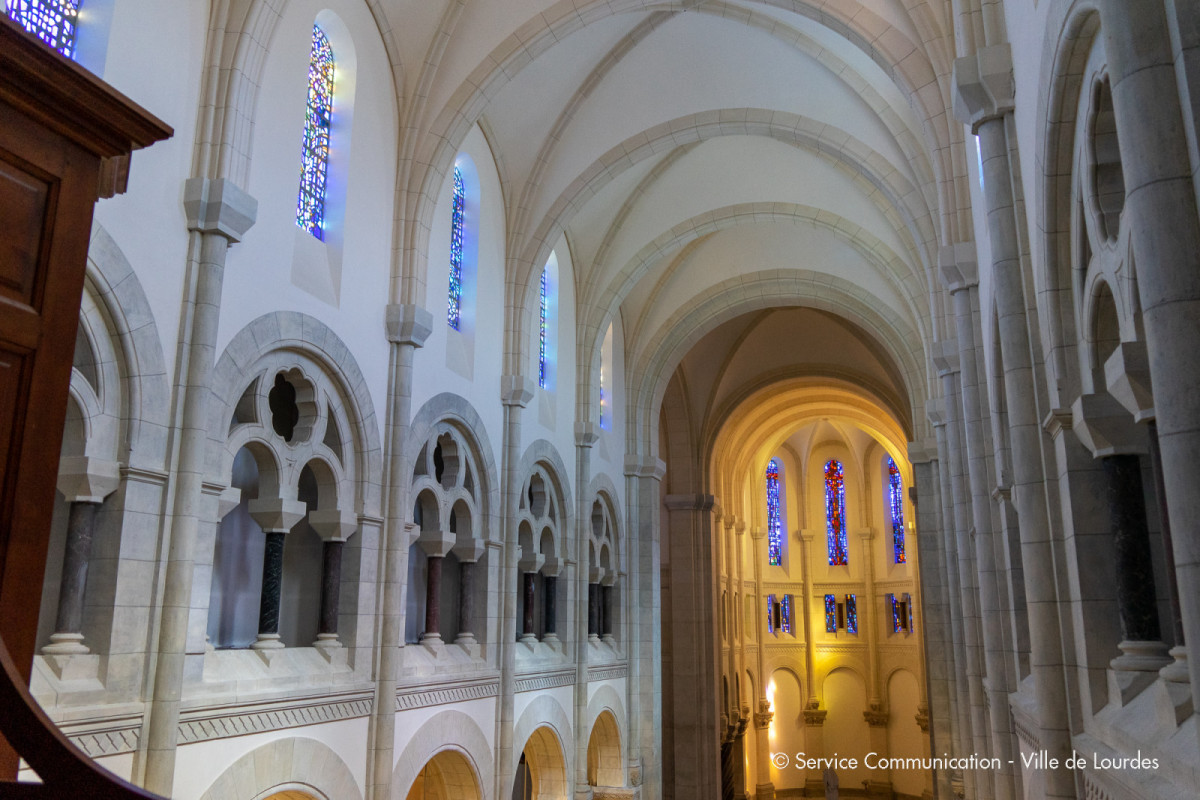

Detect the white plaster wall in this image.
[513,684,574,731]
[526,235,580,469]
[173,717,369,800]
[393,697,498,756]
[221,0,397,425]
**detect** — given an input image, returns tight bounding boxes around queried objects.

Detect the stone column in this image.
[370,304,432,800]
[857,528,882,711]
[942,243,1018,796]
[497,376,536,800]
[43,456,120,658]
[797,530,818,711]
[801,706,828,798]
[518,548,545,643]
[419,529,456,645]
[1073,393,1172,684]
[588,570,604,642]
[573,422,600,800]
[863,708,891,798]
[623,454,665,796]
[455,539,486,647]
[247,498,306,651]
[601,575,615,642]
[753,701,775,800]
[308,509,357,657]
[143,178,256,795]
[1099,0,1200,708]
[1106,342,1189,682]
[955,45,1075,799]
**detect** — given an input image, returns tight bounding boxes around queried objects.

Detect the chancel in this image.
[1,1,1198,799]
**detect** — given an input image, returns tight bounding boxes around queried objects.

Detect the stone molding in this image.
[623,454,666,480]
[62,714,142,757]
[588,665,629,682]
[516,669,576,693]
[952,44,1015,132]
[183,177,257,242]
[177,691,374,744]
[396,678,499,710]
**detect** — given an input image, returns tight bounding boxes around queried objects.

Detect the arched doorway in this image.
[405,749,481,800]
[513,725,568,800]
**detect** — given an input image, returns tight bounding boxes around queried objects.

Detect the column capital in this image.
[308,509,358,542]
[863,707,890,727]
[453,538,486,563]
[183,177,257,242]
[802,707,827,726]
[931,340,960,376]
[502,375,537,407]
[247,497,306,533]
[664,493,716,512]
[518,550,546,574]
[418,528,457,558]
[938,242,979,293]
[926,397,947,428]
[624,454,666,480]
[856,527,874,541]
[1072,392,1147,457]
[915,709,930,733]
[540,555,564,576]
[56,456,120,504]
[907,439,937,464]
[216,486,242,521]
[589,565,607,584]
[1105,341,1154,423]
[385,304,433,347]
[952,44,1015,133]
[575,421,601,447]
[749,528,767,540]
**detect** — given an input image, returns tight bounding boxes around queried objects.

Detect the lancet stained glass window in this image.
[846,594,858,634]
[766,459,782,566]
[904,592,914,633]
[766,594,776,635]
[825,459,848,565]
[824,594,837,633]
[888,457,906,564]
[296,25,335,240]
[539,267,549,387]
[780,595,792,634]
[447,166,465,329]
[6,0,78,58]
[889,593,902,633]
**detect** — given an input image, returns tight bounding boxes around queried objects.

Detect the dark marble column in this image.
[1147,423,1184,648]
[44,501,98,654]
[423,555,443,641]
[458,560,476,641]
[318,540,343,637]
[521,571,538,641]
[588,582,600,640]
[601,583,613,640]
[1103,455,1166,661]
[543,575,558,638]
[258,531,286,639]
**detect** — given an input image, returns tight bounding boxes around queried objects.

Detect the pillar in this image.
[753,701,775,800]
[455,538,486,647]
[143,178,256,794]
[247,498,306,651]
[517,548,545,644]
[954,45,1075,799]
[419,529,456,645]
[588,570,604,642]
[308,508,357,655]
[863,708,891,798]
[573,422,600,800]
[601,577,615,642]
[801,706,828,797]
[43,456,120,657]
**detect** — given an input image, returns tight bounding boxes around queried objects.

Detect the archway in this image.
[513,725,568,800]
[586,710,623,787]
[404,749,482,800]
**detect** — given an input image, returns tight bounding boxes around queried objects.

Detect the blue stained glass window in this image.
[825,459,848,565]
[824,594,837,633]
[296,25,334,240]
[846,594,858,634]
[599,365,606,426]
[904,592,914,633]
[781,595,792,634]
[7,0,79,58]
[766,459,782,566]
[889,457,906,564]
[889,593,902,633]
[447,166,465,329]
[766,594,776,635]
[539,267,549,387]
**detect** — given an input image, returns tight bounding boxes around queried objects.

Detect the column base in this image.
[519,633,539,644]
[1110,639,1172,672]
[753,783,775,800]
[1152,674,1193,728]
[1159,645,1189,683]
[43,632,89,656]
[313,634,345,664]
[454,631,477,646]
[588,633,601,644]
[251,633,285,650]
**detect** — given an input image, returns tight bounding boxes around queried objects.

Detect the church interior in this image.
[1,0,1198,798]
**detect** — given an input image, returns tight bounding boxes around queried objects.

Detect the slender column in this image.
[143,178,256,794]
[588,575,603,641]
[750,527,775,800]
[857,528,881,710]
[601,580,614,641]
[308,509,357,654]
[370,304,432,800]
[1099,0,1200,708]
[863,709,891,797]
[497,377,536,800]
[43,457,120,656]
[419,529,456,645]
[955,46,1075,798]
[247,498,306,650]
[573,422,600,800]
[753,703,775,800]
[797,530,818,711]
[518,547,545,644]
[543,575,558,639]
[801,707,828,798]
[455,539,485,647]
[942,244,1017,797]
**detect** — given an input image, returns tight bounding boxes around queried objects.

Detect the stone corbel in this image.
[575,421,601,447]
[183,177,257,242]
[1072,392,1147,458]
[938,242,979,294]
[216,486,242,521]
[931,339,961,377]
[1104,341,1154,423]
[623,454,666,480]
[385,304,433,348]
[952,44,1015,132]
[926,397,946,428]
[502,375,537,408]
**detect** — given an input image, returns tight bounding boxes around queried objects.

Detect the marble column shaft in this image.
[542,574,557,636]
[522,570,537,637]
[54,501,99,637]
[1100,0,1200,705]
[1102,455,1160,643]
[318,540,343,636]
[1147,423,1184,647]
[257,532,286,636]
[425,555,443,638]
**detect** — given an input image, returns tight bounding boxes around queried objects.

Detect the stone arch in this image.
[402,749,482,800]
[197,737,361,800]
[512,692,573,792]
[393,710,493,800]
[586,710,623,787]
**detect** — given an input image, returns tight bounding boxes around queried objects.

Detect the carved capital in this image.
[183,177,257,242]
[864,708,890,727]
[802,708,827,726]
[931,339,961,376]
[915,710,930,732]
[938,242,979,293]
[247,497,306,533]
[502,375,537,408]
[385,304,433,347]
[952,44,1015,132]
[1105,341,1154,422]
[1071,392,1146,457]
[754,710,774,729]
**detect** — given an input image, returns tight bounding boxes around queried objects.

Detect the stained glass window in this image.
[846,594,858,634]
[599,365,606,427]
[780,594,792,634]
[766,459,782,566]
[447,166,465,329]
[824,594,837,633]
[6,0,78,58]
[766,594,776,635]
[888,593,902,633]
[296,25,335,240]
[904,592,914,633]
[539,267,549,387]
[888,457,906,564]
[825,459,847,565]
